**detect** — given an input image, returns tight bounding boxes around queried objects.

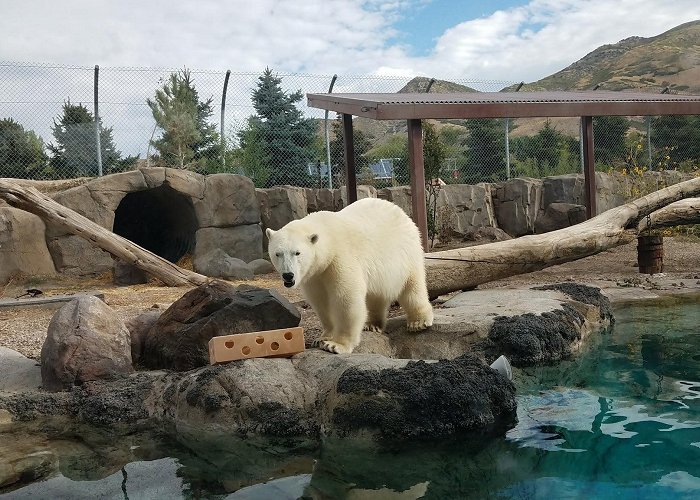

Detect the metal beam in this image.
[581,116,597,218]
[408,119,428,251]
[342,113,357,204]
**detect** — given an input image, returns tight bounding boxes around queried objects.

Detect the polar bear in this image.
[266,197,433,354]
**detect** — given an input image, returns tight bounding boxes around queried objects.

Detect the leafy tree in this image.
[651,115,700,168]
[511,121,579,177]
[0,118,47,179]
[464,118,506,182]
[328,114,373,185]
[147,69,219,170]
[593,116,629,166]
[366,135,409,184]
[48,101,132,178]
[423,121,447,181]
[237,68,316,187]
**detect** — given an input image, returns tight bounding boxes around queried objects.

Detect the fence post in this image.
[324,74,338,189]
[221,70,231,170]
[93,65,103,176]
[505,82,523,180]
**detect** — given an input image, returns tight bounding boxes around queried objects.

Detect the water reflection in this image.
[2,302,699,499]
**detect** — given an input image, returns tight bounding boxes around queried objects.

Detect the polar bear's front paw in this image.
[363,322,383,333]
[316,339,354,354]
[407,317,433,331]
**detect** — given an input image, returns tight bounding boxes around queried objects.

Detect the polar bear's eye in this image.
[294,251,301,256]
[275,252,282,257]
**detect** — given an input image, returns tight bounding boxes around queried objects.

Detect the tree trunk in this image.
[425,176,700,298]
[0,180,209,287]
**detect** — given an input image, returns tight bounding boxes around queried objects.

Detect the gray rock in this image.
[194,224,262,265]
[377,186,413,217]
[142,281,301,371]
[248,258,275,275]
[0,208,56,284]
[492,177,543,236]
[41,296,133,391]
[340,185,377,207]
[541,174,585,209]
[0,347,41,392]
[125,310,162,366]
[257,187,308,249]
[112,259,149,286]
[305,188,342,213]
[193,248,254,280]
[535,202,587,233]
[194,174,260,228]
[436,183,498,234]
[46,235,113,275]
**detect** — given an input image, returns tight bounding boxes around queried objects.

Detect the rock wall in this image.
[1,169,694,283]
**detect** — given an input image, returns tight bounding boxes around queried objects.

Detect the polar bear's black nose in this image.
[282,272,294,282]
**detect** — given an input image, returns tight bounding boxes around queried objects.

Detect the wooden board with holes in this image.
[208,327,305,364]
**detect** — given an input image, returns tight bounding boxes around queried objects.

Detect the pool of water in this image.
[2,301,699,499]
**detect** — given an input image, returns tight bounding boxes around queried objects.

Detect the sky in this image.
[1,0,699,83]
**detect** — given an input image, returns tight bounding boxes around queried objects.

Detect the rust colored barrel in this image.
[637,235,664,274]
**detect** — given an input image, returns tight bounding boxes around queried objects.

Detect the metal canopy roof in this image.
[307,91,700,120]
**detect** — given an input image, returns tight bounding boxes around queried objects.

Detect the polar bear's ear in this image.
[310,234,319,244]
[266,228,275,239]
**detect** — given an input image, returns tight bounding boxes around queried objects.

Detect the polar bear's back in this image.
[332,198,425,298]
[337,198,421,247]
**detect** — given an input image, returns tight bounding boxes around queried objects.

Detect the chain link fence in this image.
[1,61,698,187]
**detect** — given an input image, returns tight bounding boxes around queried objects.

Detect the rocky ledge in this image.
[0,281,613,444]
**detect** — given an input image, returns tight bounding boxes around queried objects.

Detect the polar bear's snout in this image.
[282,272,295,287]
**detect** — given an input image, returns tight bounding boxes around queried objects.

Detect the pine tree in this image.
[48,101,130,178]
[0,118,47,179]
[464,118,506,182]
[147,69,219,170]
[238,68,316,187]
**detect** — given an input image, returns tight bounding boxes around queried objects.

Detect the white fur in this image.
[266,198,433,354]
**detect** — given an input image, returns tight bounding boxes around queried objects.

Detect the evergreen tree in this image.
[238,68,316,187]
[593,116,629,166]
[0,118,47,179]
[423,121,447,181]
[48,101,131,178]
[464,118,506,182]
[329,114,373,185]
[147,69,219,170]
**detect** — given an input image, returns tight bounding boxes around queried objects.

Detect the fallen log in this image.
[425,176,700,298]
[0,179,209,287]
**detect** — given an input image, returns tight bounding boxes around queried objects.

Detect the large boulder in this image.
[340,185,377,207]
[436,183,498,234]
[142,281,301,371]
[534,202,587,233]
[193,225,262,264]
[492,177,543,236]
[193,174,260,228]
[305,188,342,213]
[41,296,133,392]
[0,208,56,284]
[377,186,413,217]
[192,248,254,280]
[257,187,308,249]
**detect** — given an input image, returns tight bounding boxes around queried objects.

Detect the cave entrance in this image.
[113,184,198,263]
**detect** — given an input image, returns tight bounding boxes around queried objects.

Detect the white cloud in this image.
[1,0,698,82]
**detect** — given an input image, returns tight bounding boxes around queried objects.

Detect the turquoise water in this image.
[2,302,699,499]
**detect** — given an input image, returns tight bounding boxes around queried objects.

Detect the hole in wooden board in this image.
[242,346,251,355]
[255,336,265,344]
[270,342,280,351]
[284,331,293,340]
[225,341,234,349]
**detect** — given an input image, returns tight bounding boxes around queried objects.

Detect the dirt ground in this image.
[1,237,699,360]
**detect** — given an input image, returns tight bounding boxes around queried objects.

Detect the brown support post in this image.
[342,113,357,204]
[407,118,428,251]
[581,115,597,218]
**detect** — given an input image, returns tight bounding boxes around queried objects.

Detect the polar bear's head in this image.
[266,223,319,289]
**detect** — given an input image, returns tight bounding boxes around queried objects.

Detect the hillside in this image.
[513,20,700,93]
